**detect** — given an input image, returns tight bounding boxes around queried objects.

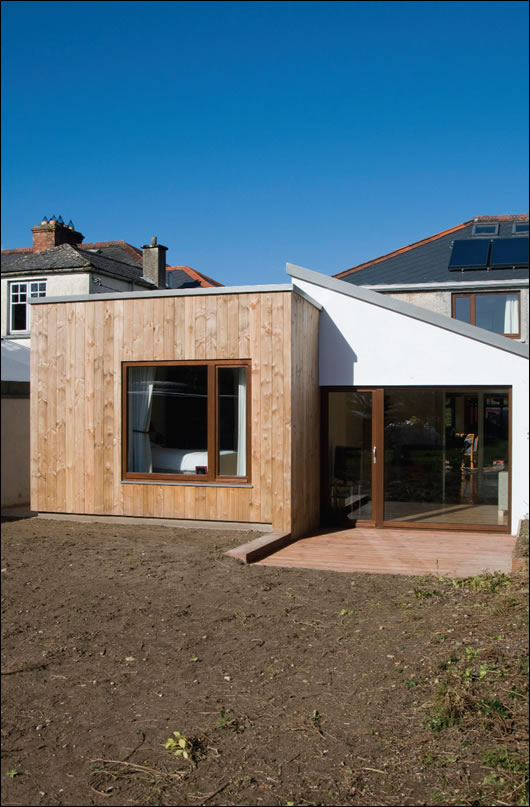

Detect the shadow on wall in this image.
[319,309,357,385]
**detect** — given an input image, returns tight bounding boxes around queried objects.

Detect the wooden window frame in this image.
[122,359,251,484]
[452,291,521,339]
[320,385,511,534]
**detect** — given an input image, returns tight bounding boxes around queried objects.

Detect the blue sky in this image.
[1,0,528,285]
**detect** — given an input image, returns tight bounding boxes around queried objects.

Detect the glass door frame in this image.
[321,386,511,533]
[320,387,384,528]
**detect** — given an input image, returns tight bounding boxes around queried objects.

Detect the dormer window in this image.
[512,221,529,235]
[472,221,499,236]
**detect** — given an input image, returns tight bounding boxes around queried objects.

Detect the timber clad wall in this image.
[291,293,320,538]
[31,290,320,537]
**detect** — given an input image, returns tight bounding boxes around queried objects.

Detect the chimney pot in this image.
[31,217,84,252]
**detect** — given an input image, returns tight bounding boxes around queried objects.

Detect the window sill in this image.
[121,479,252,488]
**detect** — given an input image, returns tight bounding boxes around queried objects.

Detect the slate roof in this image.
[81,241,143,266]
[336,217,529,286]
[1,243,155,287]
[2,245,223,289]
[1,249,32,267]
[166,265,223,289]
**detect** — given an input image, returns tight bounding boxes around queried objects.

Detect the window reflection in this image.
[384,389,509,526]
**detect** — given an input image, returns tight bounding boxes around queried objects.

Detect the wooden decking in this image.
[257,527,517,577]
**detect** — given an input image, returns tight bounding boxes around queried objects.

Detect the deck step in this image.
[226,532,294,563]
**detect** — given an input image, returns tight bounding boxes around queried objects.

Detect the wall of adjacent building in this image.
[89,274,135,294]
[381,287,529,344]
[1,273,91,341]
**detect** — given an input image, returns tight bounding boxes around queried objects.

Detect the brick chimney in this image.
[31,216,84,252]
[142,236,167,289]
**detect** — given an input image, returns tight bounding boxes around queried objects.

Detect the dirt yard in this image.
[1,517,528,806]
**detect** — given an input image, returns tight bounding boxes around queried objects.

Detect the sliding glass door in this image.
[383,388,510,528]
[322,387,510,531]
[324,390,375,525]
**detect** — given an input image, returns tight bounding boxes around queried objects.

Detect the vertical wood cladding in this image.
[31,291,320,535]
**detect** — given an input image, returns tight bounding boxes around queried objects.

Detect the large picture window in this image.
[123,360,250,483]
[9,279,47,334]
[452,291,520,338]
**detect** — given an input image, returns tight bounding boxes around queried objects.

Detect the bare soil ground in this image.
[1,517,528,807]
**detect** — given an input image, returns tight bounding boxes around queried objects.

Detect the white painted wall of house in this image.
[1,272,136,342]
[1,273,91,341]
[294,278,529,535]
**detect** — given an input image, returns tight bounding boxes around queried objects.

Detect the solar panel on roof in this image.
[448,239,490,270]
[489,237,529,268]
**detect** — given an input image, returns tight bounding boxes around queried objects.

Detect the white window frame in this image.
[9,279,47,335]
[512,220,529,235]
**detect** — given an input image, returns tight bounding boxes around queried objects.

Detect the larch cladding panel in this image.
[290,293,320,538]
[30,291,320,535]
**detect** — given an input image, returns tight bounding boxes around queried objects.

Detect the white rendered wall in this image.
[90,274,134,294]
[1,273,90,341]
[295,278,529,535]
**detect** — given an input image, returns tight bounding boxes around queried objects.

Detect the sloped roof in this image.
[336,217,529,286]
[81,240,143,266]
[288,262,529,359]
[166,265,223,289]
[1,243,154,286]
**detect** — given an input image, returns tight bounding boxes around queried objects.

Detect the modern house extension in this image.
[29,265,529,545]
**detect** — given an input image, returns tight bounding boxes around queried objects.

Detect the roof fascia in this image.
[287,263,529,359]
[29,283,301,306]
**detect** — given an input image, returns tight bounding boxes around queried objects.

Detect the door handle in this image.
[373,446,377,464]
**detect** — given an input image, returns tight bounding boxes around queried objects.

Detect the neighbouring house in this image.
[1,216,223,344]
[335,214,529,343]
[1,215,222,510]
[29,263,529,548]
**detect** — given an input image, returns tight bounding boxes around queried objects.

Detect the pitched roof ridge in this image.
[334,220,474,278]
[76,245,143,272]
[1,247,32,255]
[1,243,91,271]
[474,213,529,221]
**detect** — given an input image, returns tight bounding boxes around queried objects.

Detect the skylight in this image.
[472,221,499,236]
